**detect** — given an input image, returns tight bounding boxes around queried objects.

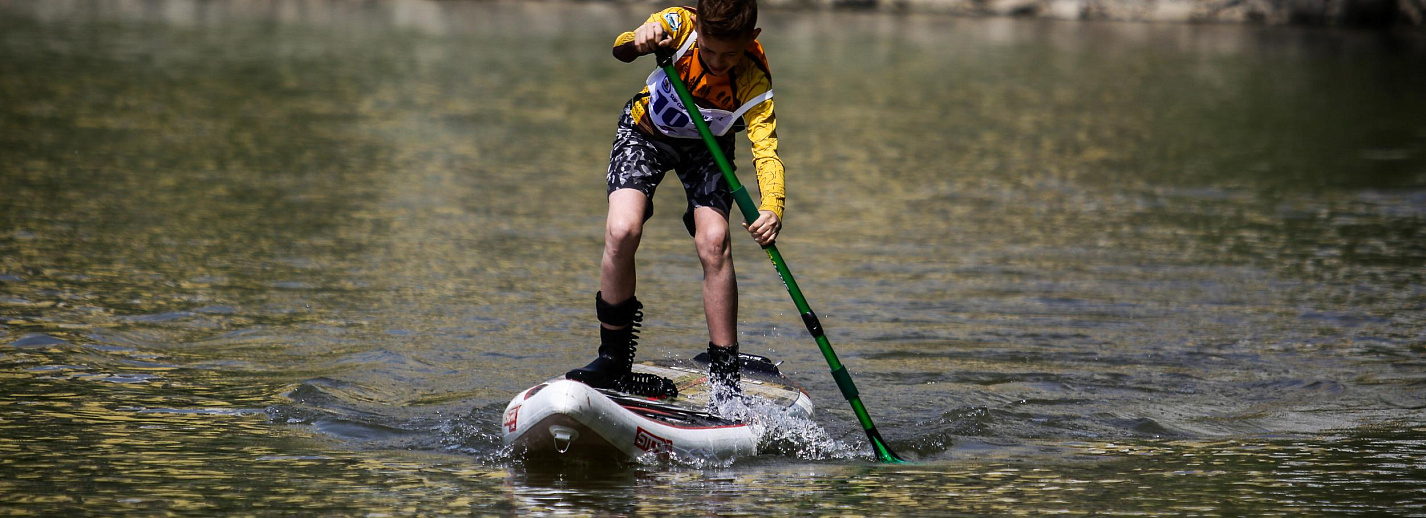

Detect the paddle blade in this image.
[866,427,908,464]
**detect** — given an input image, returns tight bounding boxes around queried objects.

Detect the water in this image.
[3,0,1425,514]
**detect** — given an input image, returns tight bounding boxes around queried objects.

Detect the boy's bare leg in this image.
[692,206,737,347]
[601,188,648,320]
[569,188,677,398]
[697,206,743,415]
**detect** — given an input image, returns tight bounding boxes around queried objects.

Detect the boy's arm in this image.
[743,99,785,221]
[613,8,693,63]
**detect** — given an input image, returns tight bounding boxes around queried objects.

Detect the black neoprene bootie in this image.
[566,293,677,399]
[707,342,744,416]
[566,293,641,386]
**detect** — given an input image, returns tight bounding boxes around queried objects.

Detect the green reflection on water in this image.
[2,0,1425,515]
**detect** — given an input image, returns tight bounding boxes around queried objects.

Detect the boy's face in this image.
[696,24,761,77]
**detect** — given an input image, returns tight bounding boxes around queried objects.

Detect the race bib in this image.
[644,32,773,139]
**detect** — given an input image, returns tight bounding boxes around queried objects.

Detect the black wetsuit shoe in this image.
[707,342,745,417]
[565,333,677,398]
[565,293,678,399]
[565,346,625,389]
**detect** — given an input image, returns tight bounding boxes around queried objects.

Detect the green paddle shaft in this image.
[654,50,905,463]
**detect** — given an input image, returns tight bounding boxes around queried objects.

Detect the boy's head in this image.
[697,0,758,40]
[695,0,761,76]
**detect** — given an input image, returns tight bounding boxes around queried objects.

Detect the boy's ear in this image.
[750,28,762,40]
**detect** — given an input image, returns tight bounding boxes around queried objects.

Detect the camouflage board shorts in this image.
[608,99,736,236]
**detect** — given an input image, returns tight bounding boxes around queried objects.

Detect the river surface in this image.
[3,0,1425,515]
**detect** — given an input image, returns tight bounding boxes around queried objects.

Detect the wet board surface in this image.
[578,353,811,427]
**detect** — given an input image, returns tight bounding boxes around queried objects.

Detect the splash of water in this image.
[749,399,865,461]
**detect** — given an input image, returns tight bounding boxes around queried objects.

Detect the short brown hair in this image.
[697,0,758,39]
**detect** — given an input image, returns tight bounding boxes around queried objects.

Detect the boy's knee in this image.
[694,230,731,266]
[606,217,643,249]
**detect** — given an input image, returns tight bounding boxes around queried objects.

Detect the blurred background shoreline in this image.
[4,0,1423,29]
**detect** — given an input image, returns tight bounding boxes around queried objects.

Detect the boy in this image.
[565,0,785,412]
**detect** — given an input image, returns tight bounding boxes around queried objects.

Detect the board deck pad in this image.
[597,353,809,427]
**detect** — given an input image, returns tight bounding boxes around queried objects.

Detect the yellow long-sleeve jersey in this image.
[612,6,785,219]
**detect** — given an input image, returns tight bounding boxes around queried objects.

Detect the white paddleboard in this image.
[502,353,814,462]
